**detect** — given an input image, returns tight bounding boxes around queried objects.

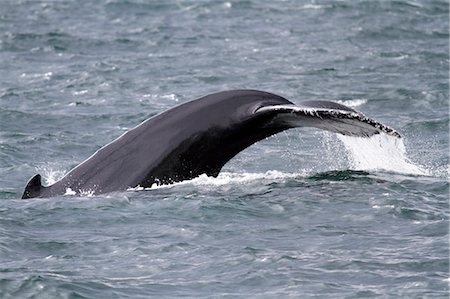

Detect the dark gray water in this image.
[0,0,448,298]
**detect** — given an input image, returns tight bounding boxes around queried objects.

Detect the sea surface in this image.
[0,0,448,298]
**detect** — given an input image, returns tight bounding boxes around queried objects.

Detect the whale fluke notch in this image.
[21,174,43,199]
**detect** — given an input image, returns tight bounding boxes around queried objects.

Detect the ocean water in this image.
[0,0,448,298]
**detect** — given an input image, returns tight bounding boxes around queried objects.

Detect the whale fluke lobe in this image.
[257,102,401,138]
[22,89,400,198]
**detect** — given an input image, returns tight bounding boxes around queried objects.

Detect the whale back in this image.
[24,90,293,198]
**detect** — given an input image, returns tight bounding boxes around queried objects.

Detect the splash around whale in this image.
[21,90,401,199]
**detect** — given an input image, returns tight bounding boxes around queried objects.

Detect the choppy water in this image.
[0,0,448,298]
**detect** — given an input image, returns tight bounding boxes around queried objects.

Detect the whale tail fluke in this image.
[258,100,401,138]
[22,174,43,199]
[20,91,402,199]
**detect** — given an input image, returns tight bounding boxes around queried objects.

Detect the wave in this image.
[37,131,433,197]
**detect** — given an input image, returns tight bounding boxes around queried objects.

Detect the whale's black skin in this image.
[22,90,400,199]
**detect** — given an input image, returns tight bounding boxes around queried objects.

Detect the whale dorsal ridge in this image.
[21,174,43,199]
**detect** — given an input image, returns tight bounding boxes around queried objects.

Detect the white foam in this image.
[64,187,95,197]
[64,188,76,196]
[337,98,368,108]
[336,134,429,175]
[183,170,304,186]
[128,170,306,191]
[301,4,332,10]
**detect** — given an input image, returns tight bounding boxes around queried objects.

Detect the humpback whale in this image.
[22,90,400,199]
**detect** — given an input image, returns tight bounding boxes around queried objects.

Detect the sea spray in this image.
[36,164,67,185]
[336,133,428,175]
